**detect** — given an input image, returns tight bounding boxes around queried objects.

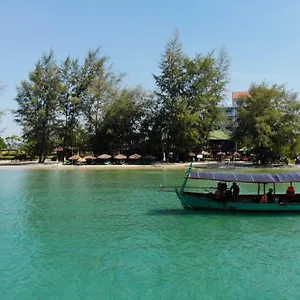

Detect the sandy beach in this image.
[0,160,295,170]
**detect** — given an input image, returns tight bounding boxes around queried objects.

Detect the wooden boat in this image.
[173,164,300,212]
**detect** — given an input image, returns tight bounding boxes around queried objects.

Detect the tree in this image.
[153,31,190,161]
[99,87,148,154]
[153,31,230,161]
[82,57,123,153]
[232,82,300,163]
[5,135,22,155]
[184,48,230,144]
[0,137,6,150]
[59,49,112,150]
[15,51,62,163]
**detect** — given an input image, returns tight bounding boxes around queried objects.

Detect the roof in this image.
[208,130,230,140]
[189,171,300,183]
[232,91,250,100]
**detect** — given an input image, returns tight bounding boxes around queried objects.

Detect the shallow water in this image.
[1,168,300,299]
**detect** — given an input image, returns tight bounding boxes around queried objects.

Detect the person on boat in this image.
[286,185,295,197]
[260,194,267,203]
[266,188,274,202]
[217,182,227,193]
[230,182,240,196]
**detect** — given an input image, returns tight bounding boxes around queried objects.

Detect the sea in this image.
[1,167,300,299]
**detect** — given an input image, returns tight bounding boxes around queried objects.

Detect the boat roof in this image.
[189,171,300,183]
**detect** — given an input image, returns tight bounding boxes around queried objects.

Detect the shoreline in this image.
[0,160,297,170]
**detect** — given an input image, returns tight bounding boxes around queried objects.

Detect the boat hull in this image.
[176,189,300,212]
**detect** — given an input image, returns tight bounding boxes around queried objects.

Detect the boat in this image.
[172,164,300,212]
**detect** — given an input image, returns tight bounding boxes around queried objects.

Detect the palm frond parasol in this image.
[98,154,112,159]
[84,155,96,160]
[68,154,81,160]
[114,154,127,160]
[129,153,141,160]
[77,157,86,162]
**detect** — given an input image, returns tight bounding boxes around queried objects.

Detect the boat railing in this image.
[159,185,213,193]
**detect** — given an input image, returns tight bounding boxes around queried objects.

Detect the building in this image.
[232,91,250,107]
[221,91,250,130]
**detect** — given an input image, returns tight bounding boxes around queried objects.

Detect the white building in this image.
[220,91,250,131]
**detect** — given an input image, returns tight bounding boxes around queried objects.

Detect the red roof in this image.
[232,91,250,100]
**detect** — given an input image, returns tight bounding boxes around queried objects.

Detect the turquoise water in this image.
[2,168,300,299]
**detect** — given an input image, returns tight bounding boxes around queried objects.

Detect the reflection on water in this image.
[1,168,300,299]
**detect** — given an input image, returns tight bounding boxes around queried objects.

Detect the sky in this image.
[1,0,300,136]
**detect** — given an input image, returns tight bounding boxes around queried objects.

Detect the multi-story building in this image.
[221,91,249,129]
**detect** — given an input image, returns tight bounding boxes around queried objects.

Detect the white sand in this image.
[0,160,292,170]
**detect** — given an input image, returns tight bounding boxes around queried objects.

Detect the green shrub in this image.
[0,156,15,160]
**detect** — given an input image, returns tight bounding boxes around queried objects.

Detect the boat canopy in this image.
[189,171,300,183]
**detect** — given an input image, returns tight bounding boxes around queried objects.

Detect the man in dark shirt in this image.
[230,182,240,196]
[266,188,274,202]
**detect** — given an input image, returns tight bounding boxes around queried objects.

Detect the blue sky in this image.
[1,0,300,136]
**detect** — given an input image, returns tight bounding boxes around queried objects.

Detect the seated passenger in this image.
[286,185,295,197]
[230,182,240,196]
[260,194,267,203]
[266,188,274,202]
[217,182,227,193]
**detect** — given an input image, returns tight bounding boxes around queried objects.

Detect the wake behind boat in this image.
[165,164,300,212]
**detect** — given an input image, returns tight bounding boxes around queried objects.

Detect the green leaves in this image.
[153,31,229,160]
[233,82,300,162]
[0,137,6,150]
[15,51,61,162]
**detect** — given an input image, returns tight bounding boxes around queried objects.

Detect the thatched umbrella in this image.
[201,151,210,156]
[233,151,242,157]
[114,154,127,160]
[129,153,141,160]
[54,147,64,152]
[84,155,96,160]
[77,157,86,163]
[98,154,112,159]
[142,155,156,160]
[68,154,81,160]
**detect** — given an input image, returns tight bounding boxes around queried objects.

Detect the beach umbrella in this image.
[114,154,127,160]
[142,155,156,160]
[98,154,111,159]
[216,152,226,155]
[201,151,210,155]
[233,152,242,157]
[68,154,81,160]
[129,153,141,160]
[54,147,64,152]
[84,155,96,160]
[77,157,86,163]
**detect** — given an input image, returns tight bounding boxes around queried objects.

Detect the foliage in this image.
[14,51,62,163]
[153,31,229,161]
[5,135,22,150]
[0,136,6,150]
[0,155,15,160]
[99,87,149,154]
[232,82,300,163]
[58,49,118,149]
